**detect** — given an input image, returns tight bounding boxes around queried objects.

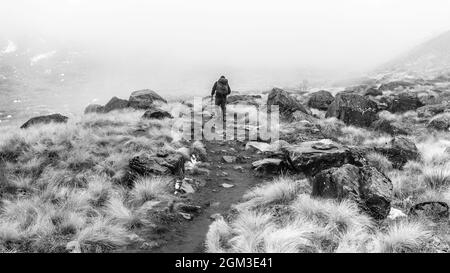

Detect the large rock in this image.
[417,103,449,118]
[283,140,365,176]
[20,114,68,129]
[312,164,393,219]
[307,90,335,110]
[325,93,379,127]
[371,118,409,135]
[104,97,129,113]
[84,104,105,114]
[127,153,185,183]
[129,89,167,110]
[364,87,383,97]
[388,92,424,113]
[374,137,419,169]
[267,88,311,120]
[427,114,450,131]
[409,201,449,220]
[142,108,173,120]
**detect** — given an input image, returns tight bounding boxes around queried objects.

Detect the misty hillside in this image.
[0,36,96,124]
[377,30,450,78]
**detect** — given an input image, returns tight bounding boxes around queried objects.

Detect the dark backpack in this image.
[215,80,229,96]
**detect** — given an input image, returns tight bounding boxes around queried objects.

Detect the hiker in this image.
[211,75,231,121]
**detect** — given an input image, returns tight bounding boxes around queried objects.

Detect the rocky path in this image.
[145,140,268,253]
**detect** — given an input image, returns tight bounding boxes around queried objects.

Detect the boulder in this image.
[283,140,366,176]
[142,108,173,120]
[409,201,449,220]
[374,137,419,169]
[127,153,185,183]
[371,118,409,135]
[364,87,382,97]
[20,114,68,129]
[325,93,379,127]
[84,104,105,114]
[307,90,335,110]
[417,103,449,118]
[427,114,450,131]
[104,97,129,113]
[388,92,424,113]
[312,164,393,219]
[267,88,311,120]
[129,89,167,110]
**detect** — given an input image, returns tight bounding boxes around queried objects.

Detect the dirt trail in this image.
[146,140,269,253]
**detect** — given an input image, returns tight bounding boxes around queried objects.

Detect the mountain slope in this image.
[376,30,450,78]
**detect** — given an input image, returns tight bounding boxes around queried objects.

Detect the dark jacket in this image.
[211,78,231,97]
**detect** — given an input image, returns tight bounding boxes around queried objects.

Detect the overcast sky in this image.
[2,0,450,94]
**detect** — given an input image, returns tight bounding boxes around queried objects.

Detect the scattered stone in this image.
[140,241,159,250]
[20,113,68,129]
[311,142,338,150]
[142,108,173,120]
[129,89,167,109]
[325,93,379,127]
[84,104,104,114]
[176,203,201,213]
[221,183,235,188]
[103,96,129,113]
[66,241,81,253]
[388,208,407,220]
[307,90,335,110]
[252,158,286,174]
[179,212,193,220]
[210,202,221,207]
[312,164,393,219]
[409,201,449,220]
[374,137,420,169]
[245,141,272,153]
[233,166,244,172]
[179,181,195,194]
[210,213,222,220]
[222,155,237,163]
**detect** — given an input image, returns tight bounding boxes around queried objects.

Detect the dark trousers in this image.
[214,95,227,121]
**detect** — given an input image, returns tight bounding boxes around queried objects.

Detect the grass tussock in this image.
[373,221,432,253]
[366,152,393,173]
[0,109,182,252]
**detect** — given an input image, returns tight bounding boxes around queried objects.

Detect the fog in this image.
[2,0,450,98]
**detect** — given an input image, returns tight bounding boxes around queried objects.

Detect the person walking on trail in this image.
[211,75,231,121]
